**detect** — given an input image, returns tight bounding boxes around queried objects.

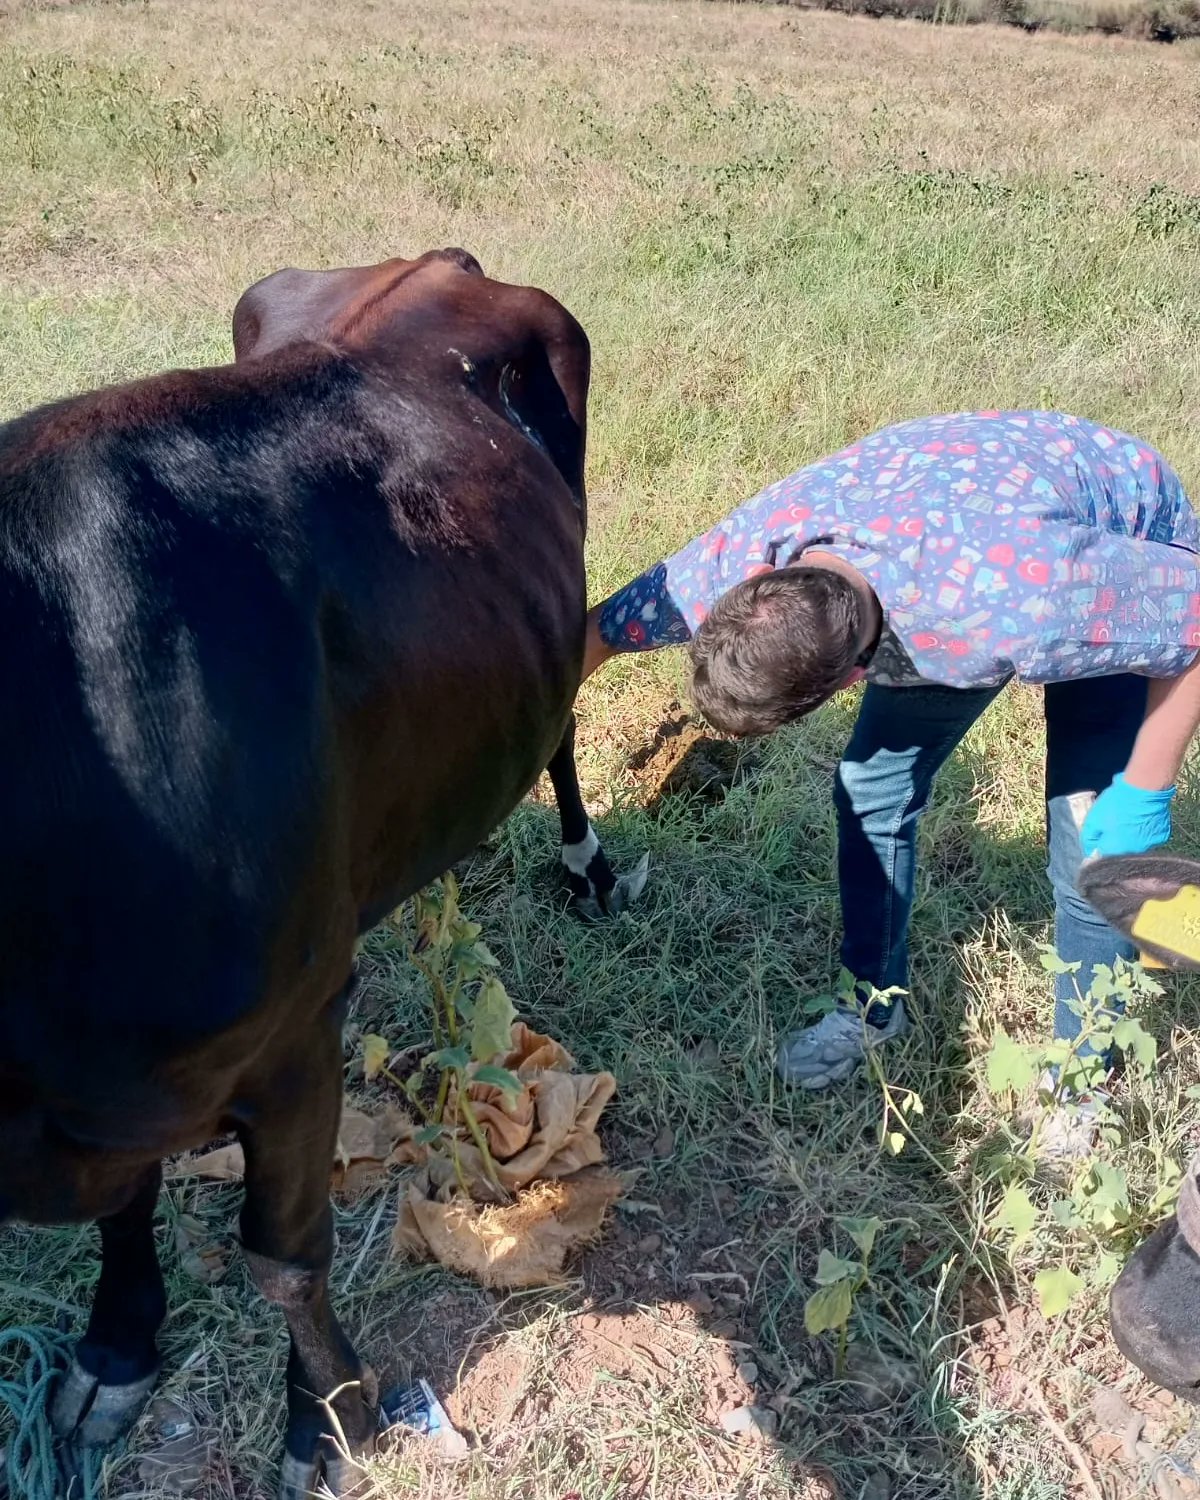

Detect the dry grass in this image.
[4,1,1200,1497]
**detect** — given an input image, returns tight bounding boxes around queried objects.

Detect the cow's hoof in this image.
[1110,1216,1200,1400]
[561,820,650,922]
[51,1357,160,1447]
[279,1448,369,1500]
[573,852,650,921]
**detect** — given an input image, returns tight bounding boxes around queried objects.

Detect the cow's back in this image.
[0,341,582,1199]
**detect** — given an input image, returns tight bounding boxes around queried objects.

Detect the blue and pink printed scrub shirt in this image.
[597,411,1200,688]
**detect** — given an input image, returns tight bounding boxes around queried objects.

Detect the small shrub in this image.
[1133,181,1200,239]
[981,952,1179,1318]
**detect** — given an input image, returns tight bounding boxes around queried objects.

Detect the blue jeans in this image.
[834,675,1148,1048]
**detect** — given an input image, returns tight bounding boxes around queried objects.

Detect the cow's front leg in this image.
[52,1164,166,1449]
[548,714,648,919]
[238,995,378,1500]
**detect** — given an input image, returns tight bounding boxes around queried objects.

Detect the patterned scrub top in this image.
[597,411,1200,688]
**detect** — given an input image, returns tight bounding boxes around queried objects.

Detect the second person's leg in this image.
[779,680,1004,1088]
[1044,675,1146,1064]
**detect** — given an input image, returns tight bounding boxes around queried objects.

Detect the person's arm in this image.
[1048,512,1200,860]
[1081,653,1200,859]
[579,561,694,682]
[1124,654,1200,790]
[582,605,618,680]
[581,484,777,681]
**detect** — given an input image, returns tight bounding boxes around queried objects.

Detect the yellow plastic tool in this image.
[1131,883,1200,967]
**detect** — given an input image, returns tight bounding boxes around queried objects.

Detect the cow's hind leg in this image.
[52,1164,166,1448]
[238,986,377,1500]
[548,714,648,919]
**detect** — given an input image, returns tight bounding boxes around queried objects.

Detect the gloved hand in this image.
[1080,772,1175,859]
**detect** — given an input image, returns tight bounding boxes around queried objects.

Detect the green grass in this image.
[4,0,1200,1496]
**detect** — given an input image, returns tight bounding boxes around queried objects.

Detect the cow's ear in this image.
[1078,854,1200,970]
[498,288,590,514]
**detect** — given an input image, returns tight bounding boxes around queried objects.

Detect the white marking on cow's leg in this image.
[561,824,600,877]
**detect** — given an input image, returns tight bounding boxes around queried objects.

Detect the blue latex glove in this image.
[1080,772,1175,859]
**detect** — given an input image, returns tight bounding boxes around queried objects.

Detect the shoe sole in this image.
[785,1055,864,1091]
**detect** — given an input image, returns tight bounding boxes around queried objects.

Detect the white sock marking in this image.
[561,824,600,877]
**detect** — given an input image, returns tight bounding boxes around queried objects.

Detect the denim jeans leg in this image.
[836,681,1005,994]
[1044,676,1147,1053]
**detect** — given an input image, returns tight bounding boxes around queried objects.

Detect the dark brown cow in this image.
[0,248,632,1497]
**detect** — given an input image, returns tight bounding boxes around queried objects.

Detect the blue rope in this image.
[0,1327,102,1499]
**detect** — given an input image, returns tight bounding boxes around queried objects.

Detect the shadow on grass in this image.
[391,728,1021,1498]
[405,681,1200,1499]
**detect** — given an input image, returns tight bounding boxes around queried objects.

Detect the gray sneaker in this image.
[1032,1068,1111,1161]
[777,997,909,1090]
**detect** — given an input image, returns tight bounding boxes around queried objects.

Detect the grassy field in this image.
[5,1,1200,1497]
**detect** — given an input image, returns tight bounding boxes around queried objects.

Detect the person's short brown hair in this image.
[688,566,863,737]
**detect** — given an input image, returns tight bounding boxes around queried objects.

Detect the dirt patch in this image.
[429,1288,760,1440]
[965,1302,1200,1497]
[369,1160,842,1496]
[367,1279,497,1396]
[964,1301,1047,1408]
[442,1330,532,1437]
[624,707,760,812]
[409,1273,839,1498]
[577,1187,758,1344]
[551,1301,753,1423]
